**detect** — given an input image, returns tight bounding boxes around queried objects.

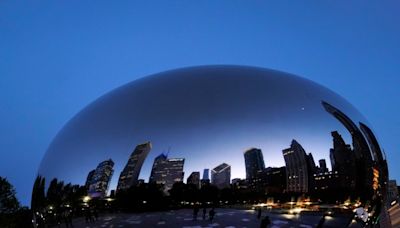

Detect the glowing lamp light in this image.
[83,196,91,203]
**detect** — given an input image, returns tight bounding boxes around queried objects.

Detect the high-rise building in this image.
[187,171,200,188]
[117,142,151,192]
[244,148,265,181]
[329,131,356,190]
[149,153,185,190]
[313,171,340,192]
[85,169,96,189]
[87,159,114,198]
[202,169,209,180]
[282,140,310,193]
[211,163,231,189]
[306,153,317,173]
[318,159,328,173]
[232,178,248,189]
[322,101,372,160]
[262,167,287,194]
[322,101,374,199]
[201,168,210,186]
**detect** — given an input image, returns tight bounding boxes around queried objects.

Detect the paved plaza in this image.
[60,208,362,228]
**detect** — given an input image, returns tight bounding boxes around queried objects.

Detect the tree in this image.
[31,176,46,211]
[0,177,20,214]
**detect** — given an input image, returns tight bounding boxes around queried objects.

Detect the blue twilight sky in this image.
[0,1,399,206]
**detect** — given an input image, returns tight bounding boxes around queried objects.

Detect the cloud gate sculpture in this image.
[32,65,389,227]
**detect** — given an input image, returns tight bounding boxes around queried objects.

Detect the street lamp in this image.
[83,196,91,203]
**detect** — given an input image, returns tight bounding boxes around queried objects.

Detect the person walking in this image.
[193,206,199,221]
[260,215,271,228]
[257,207,262,219]
[316,215,325,228]
[63,209,73,228]
[202,207,207,220]
[209,208,215,223]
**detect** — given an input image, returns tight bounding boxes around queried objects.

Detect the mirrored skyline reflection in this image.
[38,65,372,193]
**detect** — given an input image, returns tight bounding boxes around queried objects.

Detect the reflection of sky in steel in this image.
[39,66,368,192]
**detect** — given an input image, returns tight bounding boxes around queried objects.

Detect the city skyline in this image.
[35,68,384,202]
[46,123,382,202]
[74,117,379,198]
[2,2,400,207]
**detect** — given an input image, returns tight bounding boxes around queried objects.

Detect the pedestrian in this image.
[257,207,262,219]
[84,208,90,223]
[63,209,73,228]
[316,215,325,228]
[84,207,93,223]
[260,215,271,228]
[193,206,199,221]
[202,207,207,220]
[209,208,215,223]
[93,208,99,221]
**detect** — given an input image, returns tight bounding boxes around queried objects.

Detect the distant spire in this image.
[166,146,171,157]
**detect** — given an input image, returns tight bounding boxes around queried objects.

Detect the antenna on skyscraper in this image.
[166,146,171,157]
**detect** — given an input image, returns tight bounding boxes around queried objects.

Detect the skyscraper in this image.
[282,140,310,193]
[261,166,287,194]
[201,168,210,186]
[244,148,265,180]
[329,131,356,190]
[85,169,95,189]
[211,163,231,189]
[87,159,114,198]
[306,153,317,173]
[149,153,185,190]
[117,142,151,192]
[187,171,200,188]
[202,169,209,180]
[322,101,371,161]
[322,101,374,199]
[318,159,328,173]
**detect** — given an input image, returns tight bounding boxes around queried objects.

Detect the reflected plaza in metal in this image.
[31,66,389,227]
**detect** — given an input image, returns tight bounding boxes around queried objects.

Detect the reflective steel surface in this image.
[31,66,388,227]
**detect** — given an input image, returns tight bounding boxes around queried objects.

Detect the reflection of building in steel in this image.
[322,101,390,224]
[232,178,248,189]
[372,167,380,191]
[318,159,328,173]
[187,171,200,189]
[359,122,384,162]
[306,153,318,190]
[86,159,114,198]
[244,148,267,190]
[359,123,389,197]
[313,171,339,191]
[149,153,185,191]
[322,102,372,160]
[329,131,356,190]
[211,163,231,189]
[117,142,151,192]
[359,122,390,228]
[244,148,265,181]
[262,167,286,194]
[201,168,210,186]
[322,101,374,199]
[388,201,400,227]
[282,140,313,193]
[85,169,95,189]
[388,180,399,203]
